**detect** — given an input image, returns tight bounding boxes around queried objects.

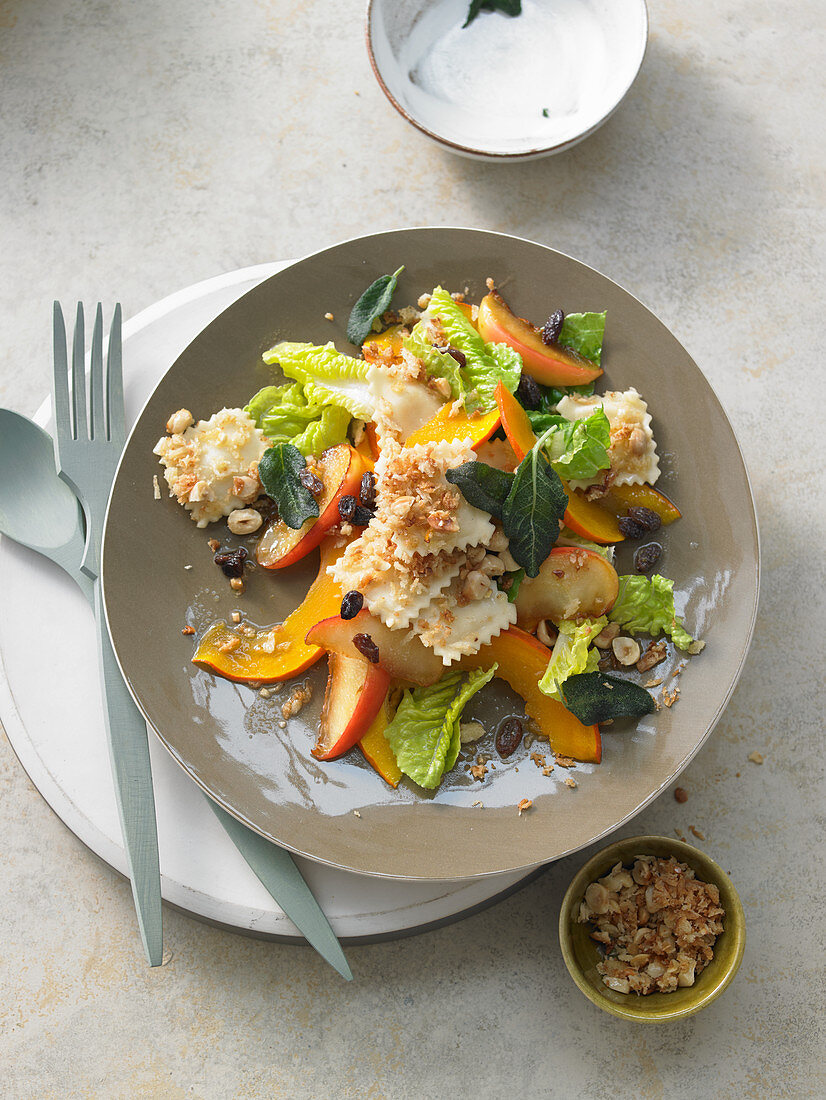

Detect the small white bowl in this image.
[366,0,648,161]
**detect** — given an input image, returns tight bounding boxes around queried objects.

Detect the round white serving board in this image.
[0,262,541,943]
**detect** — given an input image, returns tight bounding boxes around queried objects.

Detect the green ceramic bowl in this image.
[559,835,746,1022]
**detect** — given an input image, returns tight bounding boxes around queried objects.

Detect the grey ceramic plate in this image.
[103,228,759,881]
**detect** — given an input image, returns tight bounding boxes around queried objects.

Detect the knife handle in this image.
[94,580,163,965]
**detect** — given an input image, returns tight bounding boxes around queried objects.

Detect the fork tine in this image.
[106,303,124,443]
[89,304,105,441]
[52,302,72,445]
[72,302,87,441]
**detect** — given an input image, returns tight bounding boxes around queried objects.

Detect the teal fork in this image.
[52,302,163,965]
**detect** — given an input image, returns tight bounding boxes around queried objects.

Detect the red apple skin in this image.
[514,547,619,632]
[312,653,390,760]
[256,445,366,570]
[305,610,444,687]
[478,292,603,387]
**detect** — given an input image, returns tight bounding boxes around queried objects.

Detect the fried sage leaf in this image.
[445,461,513,520]
[346,266,404,346]
[258,443,319,530]
[464,0,522,29]
[559,672,656,725]
[501,447,568,577]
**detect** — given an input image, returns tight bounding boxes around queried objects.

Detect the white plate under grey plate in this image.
[367,0,648,160]
[0,261,541,943]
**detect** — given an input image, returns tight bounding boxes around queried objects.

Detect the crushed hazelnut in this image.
[324,312,334,321]
[612,636,641,666]
[181,626,195,636]
[637,640,667,673]
[748,751,764,765]
[674,787,688,803]
[565,776,577,789]
[230,577,245,593]
[231,611,242,623]
[578,856,724,995]
[517,798,533,816]
[281,681,313,720]
[689,825,706,840]
[207,538,221,552]
[593,622,620,649]
[217,635,241,653]
[153,474,162,500]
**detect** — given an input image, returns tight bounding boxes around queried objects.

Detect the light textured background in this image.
[2,1,824,1097]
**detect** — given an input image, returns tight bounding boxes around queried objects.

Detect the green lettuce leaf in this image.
[555,527,615,561]
[263,341,373,420]
[559,311,607,366]
[526,407,611,481]
[609,574,695,652]
[384,666,497,789]
[403,287,520,413]
[539,617,607,700]
[245,383,351,457]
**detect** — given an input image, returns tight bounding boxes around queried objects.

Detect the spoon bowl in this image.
[0,408,88,581]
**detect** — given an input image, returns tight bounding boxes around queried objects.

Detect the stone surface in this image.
[1,0,824,1096]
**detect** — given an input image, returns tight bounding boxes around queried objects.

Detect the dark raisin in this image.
[627,505,662,532]
[444,345,467,369]
[495,717,523,759]
[618,515,646,539]
[351,504,374,527]
[359,470,377,506]
[541,309,565,345]
[298,466,323,495]
[340,591,364,620]
[213,546,248,578]
[516,373,542,409]
[353,632,380,664]
[634,542,663,573]
[338,494,357,521]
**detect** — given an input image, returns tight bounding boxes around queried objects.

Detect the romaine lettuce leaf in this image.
[403,287,520,413]
[609,574,695,652]
[384,665,497,789]
[525,407,611,481]
[555,527,615,562]
[245,383,351,457]
[263,341,373,420]
[539,617,607,700]
[559,311,607,366]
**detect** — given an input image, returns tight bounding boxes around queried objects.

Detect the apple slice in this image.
[404,403,501,450]
[312,653,391,760]
[459,627,601,763]
[306,609,444,687]
[514,547,619,631]
[256,444,365,570]
[478,292,603,387]
[358,695,402,788]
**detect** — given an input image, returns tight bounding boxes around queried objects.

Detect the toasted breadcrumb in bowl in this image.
[559,835,745,1022]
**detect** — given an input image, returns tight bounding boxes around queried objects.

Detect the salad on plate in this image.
[153,270,703,794]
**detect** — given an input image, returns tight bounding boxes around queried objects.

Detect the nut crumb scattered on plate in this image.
[748,751,764,765]
[689,825,705,840]
[517,798,533,815]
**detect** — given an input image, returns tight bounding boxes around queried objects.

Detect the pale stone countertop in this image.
[1,1,824,1096]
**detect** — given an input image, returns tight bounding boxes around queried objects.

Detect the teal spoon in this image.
[0,408,352,980]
